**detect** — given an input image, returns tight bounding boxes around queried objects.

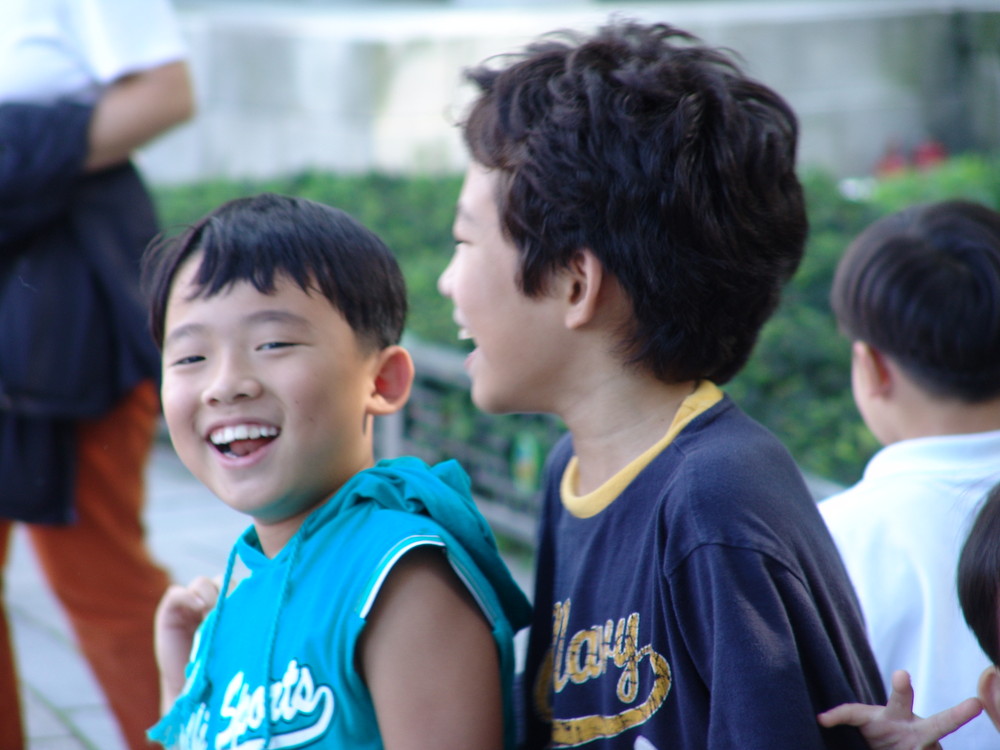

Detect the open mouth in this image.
[452,313,472,344]
[209,424,280,458]
[455,321,475,349]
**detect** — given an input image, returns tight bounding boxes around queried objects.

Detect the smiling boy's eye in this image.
[170,354,205,366]
[258,341,295,351]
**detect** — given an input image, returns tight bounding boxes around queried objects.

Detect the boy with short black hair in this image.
[144,192,531,749]
[960,482,1000,677]
[958,481,1000,733]
[820,199,1000,749]
[438,20,885,749]
[816,477,1000,747]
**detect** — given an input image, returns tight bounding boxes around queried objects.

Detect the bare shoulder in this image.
[358,545,504,750]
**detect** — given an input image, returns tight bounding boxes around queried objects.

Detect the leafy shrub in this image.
[867,153,1000,213]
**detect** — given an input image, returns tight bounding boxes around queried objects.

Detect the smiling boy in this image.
[143,193,530,749]
[161,261,386,541]
[439,21,885,749]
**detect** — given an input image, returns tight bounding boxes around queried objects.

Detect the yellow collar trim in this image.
[560,381,723,519]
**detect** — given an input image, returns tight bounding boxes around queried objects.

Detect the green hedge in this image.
[152,152,1000,487]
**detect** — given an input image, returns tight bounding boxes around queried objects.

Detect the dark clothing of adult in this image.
[0,99,160,523]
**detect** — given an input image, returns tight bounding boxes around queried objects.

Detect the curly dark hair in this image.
[460,20,807,384]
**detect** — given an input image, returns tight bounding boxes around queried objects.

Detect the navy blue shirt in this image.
[522,395,885,749]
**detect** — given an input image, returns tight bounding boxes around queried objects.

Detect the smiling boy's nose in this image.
[203,357,262,405]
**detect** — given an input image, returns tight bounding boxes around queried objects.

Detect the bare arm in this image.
[154,576,219,715]
[359,546,504,750]
[84,59,194,173]
[817,670,983,750]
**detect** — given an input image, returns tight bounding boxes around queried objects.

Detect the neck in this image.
[254,508,313,558]
[888,395,1000,443]
[558,371,699,495]
[252,450,376,558]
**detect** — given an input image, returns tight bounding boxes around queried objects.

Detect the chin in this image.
[472,387,526,416]
[470,390,502,415]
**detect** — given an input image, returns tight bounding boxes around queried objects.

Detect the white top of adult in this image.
[821,429,1000,750]
[0,0,186,103]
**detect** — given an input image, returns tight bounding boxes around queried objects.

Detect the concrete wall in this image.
[140,0,1000,184]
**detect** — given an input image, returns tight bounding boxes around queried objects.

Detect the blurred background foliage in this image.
[152,151,1000,487]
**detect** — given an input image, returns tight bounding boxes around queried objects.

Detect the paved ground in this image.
[8,437,534,749]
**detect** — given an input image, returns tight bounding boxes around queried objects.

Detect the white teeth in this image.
[209,424,279,445]
[457,327,471,341]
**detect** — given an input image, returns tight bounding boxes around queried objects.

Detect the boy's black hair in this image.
[143,193,407,351]
[460,20,807,385]
[830,200,1000,402]
[958,482,1000,666]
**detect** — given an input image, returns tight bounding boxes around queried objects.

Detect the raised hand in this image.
[817,670,983,750]
[154,576,220,713]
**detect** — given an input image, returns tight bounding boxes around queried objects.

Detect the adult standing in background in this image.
[0,1,194,747]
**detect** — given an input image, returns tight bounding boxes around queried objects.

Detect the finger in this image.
[157,581,213,620]
[188,575,221,610]
[158,582,187,603]
[817,703,878,728]
[921,698,983,742]
[156,583,195,612]
[885,669,916,715]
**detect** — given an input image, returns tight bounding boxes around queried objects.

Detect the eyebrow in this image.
[163,309,313,348]
[244,309,312,330]
[163,322,207,349]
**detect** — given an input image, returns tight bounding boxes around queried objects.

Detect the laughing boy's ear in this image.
[563,248,605,330]
[368,345,414,416]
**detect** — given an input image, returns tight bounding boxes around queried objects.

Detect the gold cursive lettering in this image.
[535,600,672,747]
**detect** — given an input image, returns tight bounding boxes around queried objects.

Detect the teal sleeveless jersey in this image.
[150,457,531,749]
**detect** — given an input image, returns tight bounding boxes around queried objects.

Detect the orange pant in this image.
[0,382,170,750]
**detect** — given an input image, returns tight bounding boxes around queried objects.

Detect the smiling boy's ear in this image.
[368,345,414,416]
